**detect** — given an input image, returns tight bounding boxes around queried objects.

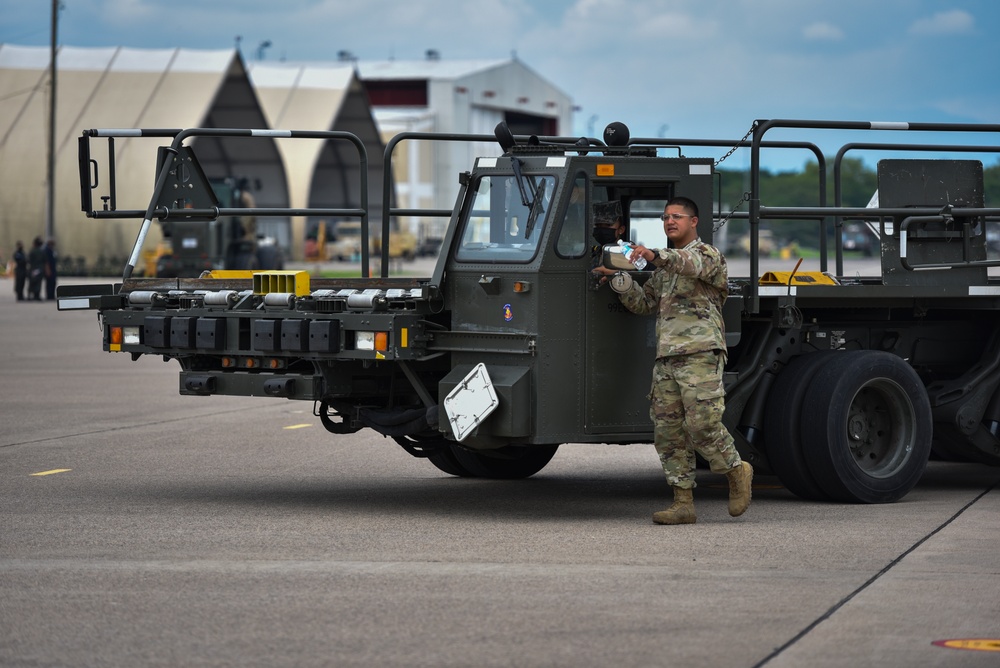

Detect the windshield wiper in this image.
[510,157,535,208]
[525,178,547,239]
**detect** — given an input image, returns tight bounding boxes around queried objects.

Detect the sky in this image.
[3,0,1000,171]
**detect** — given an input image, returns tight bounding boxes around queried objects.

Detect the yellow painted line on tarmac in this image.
[283,423,313,430]
[932,638,1000,652]
[30,469,72,477]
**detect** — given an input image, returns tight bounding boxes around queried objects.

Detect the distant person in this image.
[237,179,257,245]
[27,237,45,301]
[43,238,58,300]
[12,240,26,301]
[304,235,318,261]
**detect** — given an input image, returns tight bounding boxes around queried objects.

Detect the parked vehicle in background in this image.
[842,222,877,256]
[329,220,417,262]
[735,228,775,256]
[153,176,284,277]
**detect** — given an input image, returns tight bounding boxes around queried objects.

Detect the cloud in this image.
[802,22,844,41]
[7,0,997,171]
[908,9,975,36]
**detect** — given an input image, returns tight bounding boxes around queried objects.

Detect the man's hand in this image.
[629,245,655,265]
[592,265,615,285]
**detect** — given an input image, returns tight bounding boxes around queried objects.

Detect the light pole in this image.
[256,40,272,61]
[46,0,60,241]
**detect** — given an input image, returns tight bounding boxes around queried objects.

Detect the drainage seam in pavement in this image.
[752,479,1000,668]
[0,407,258,449]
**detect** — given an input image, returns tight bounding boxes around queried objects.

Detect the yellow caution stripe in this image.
[759,271,839,286]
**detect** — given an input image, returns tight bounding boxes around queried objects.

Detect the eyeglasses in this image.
[660,213,692,221]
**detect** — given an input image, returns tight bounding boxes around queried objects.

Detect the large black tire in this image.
[427,449,475,477]
[390,434,474,477]
[800,350,932,503]
[449,444,559,479]
[763,353,837,501]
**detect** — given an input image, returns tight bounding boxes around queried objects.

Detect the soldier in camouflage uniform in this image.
[591,201,625,249]
[595,196,753,524]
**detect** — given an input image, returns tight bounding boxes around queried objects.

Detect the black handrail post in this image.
[748,120,767,314]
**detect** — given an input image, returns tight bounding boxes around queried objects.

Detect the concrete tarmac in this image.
[1,273,998,667]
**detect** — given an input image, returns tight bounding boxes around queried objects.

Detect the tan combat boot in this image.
[652,487,696,525]
[726,461,753,517]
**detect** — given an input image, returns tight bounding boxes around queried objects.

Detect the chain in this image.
[711,121,757,233]
[714,121,757,167]
[714,191,750,233]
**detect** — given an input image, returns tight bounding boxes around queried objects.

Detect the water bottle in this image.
[617,239,647,270]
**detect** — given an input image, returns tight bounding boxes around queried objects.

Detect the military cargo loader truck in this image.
[59,120,1000,502]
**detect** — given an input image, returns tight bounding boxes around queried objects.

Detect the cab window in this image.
[556,179,612,258]
[555,174,588,257]
[455,173,555,263]
[629,199,671,248]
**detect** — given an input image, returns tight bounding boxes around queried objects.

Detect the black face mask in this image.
[592,227,619,246]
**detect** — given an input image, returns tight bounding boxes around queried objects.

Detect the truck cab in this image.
[439,143,716,451]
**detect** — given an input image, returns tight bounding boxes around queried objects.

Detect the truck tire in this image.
[449,444,559,479]
[800,350,932,503]
[392,434,474,477]
[763,353,836,501]
[427,449,475,477]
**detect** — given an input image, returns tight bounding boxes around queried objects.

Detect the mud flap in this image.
[442,363,500,441]
[439,364,531,441]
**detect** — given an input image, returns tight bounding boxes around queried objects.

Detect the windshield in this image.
[455,173,556,262]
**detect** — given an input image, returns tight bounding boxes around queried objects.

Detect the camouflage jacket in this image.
[617,239,728,358]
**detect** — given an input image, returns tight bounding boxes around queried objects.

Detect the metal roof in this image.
[246,61,389,232]
[0,44,279,264]
[356,58,510,81]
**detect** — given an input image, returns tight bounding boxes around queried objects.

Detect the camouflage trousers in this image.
[649,350,741,489]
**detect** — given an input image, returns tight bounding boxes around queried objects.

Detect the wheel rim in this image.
[845,378,916,478]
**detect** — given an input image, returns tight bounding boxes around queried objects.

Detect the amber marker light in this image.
[596,164,615,176]
[109,326,123,345]
[357,331,389,352]
[513,281,532,293]
[221,357,234,368]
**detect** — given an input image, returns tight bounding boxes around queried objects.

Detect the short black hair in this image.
[667,196,699,219]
